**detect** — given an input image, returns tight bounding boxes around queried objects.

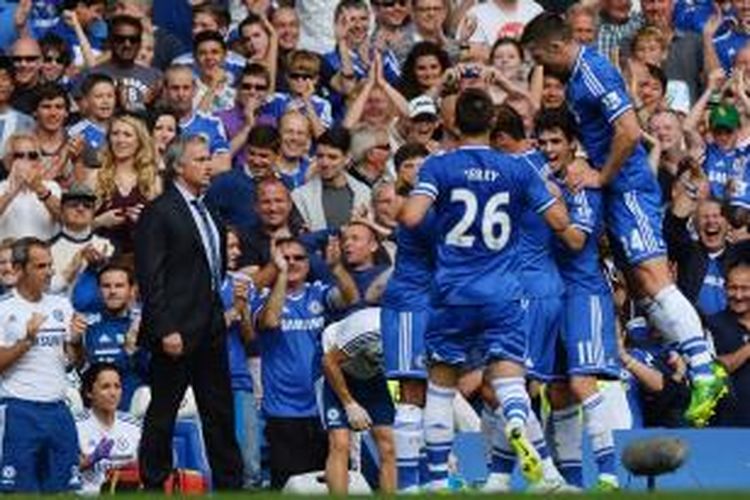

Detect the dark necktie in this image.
[191,199,221,290]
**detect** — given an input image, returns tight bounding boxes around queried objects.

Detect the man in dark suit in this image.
[134,134,243,490]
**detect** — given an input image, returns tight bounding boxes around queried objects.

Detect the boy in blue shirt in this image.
[68,73,115,154]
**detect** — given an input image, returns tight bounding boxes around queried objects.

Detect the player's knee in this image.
[633,258,673,296]
[568,376,598,402]
[376,434,396,463]
[400,379,426,406]
[547,381,573,409]
[479,379,498,408]
[328,431,350,457]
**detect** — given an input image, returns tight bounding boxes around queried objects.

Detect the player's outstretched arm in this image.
[400,194,433,228]
[543,201,585,251]
[599,109,642,186]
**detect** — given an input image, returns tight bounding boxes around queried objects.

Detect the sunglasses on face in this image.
[12,55,40,63]
[289,72,316,81]
[241,82,269,91]
[284,254,308,262]
[112,34,141,44]
[12,151,40,161]
[374,0,406,6]
[43,55,65,64]
[64,199,95,209]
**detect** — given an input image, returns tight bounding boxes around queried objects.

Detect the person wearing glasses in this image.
[82,15,163,113]
[215,63,274,161]
[0,133,61,241]
[254,236,359,489]
[38,34,73,88]
[267,50,332,138]
[0,57,34,160]
[9,37,43,115]
[370,0,413,65]
[49,184,114,295]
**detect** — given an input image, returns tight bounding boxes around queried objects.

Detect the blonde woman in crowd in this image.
[93,114,161,256]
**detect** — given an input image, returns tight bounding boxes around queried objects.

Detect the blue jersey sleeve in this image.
[412,157,442,200]
[583,58,633,124]
[210,119,230,154]
[520,161,555,214]
[567,188,597,234]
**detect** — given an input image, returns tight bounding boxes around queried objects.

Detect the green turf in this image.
[5,491,750,499]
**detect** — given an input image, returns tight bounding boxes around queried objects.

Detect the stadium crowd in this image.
[0,0,748,494]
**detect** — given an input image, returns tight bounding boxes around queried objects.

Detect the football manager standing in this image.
[134,134,243,490]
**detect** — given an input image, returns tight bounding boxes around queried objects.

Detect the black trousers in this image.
[138,332,243,490]
[265,416,329,490]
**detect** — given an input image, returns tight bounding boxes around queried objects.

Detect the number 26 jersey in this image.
[412,145,556,306]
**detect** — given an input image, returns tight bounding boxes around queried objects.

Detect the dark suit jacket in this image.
[134,183,227,354]
[663,211,748,314]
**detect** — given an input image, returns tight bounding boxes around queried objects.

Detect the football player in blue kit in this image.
[400,89,582,491]
[536,108,621,491]
[484,104,576,493]
[522,13,727,427]
[381,204,435,492]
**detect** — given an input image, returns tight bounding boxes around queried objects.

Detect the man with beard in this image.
[80,15,162,112]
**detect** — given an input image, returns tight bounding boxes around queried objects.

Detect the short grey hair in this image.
[164,134,209,182]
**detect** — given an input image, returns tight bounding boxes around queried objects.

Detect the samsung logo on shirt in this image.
[281,316,325,332]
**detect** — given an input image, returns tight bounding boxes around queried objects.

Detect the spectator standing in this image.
[254,236,358,489]
[205,125,280,236]
[621,0,703,104]
[466,0,543,46]
[0,133,61,241]
[0,237,81,493]
[93,114,160,257]
[215,63,275,160]
[134,134,243,490]
[68,73,116,156]
[9,37,43,115]
[0,56,34,159]
[163,64,232,174]
[291,128,371,231]
[596,0,643,63]
[276,111,313,190]
[221,227,261,489]
[84,15,162,113]
[32,84,82,187]
[48,183,113,294]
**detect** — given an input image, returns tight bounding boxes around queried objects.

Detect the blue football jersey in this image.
[181,112,230,155]
[68,119,107,152]
[554,180,610,295]
[713,29,750,73]
[515,150,564,298]
[566,47,654,192]
[253,281,334,418]
[703,143,749,200]
[412,145,556,305]
[266,93,333,129]
[381,210,436,311]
